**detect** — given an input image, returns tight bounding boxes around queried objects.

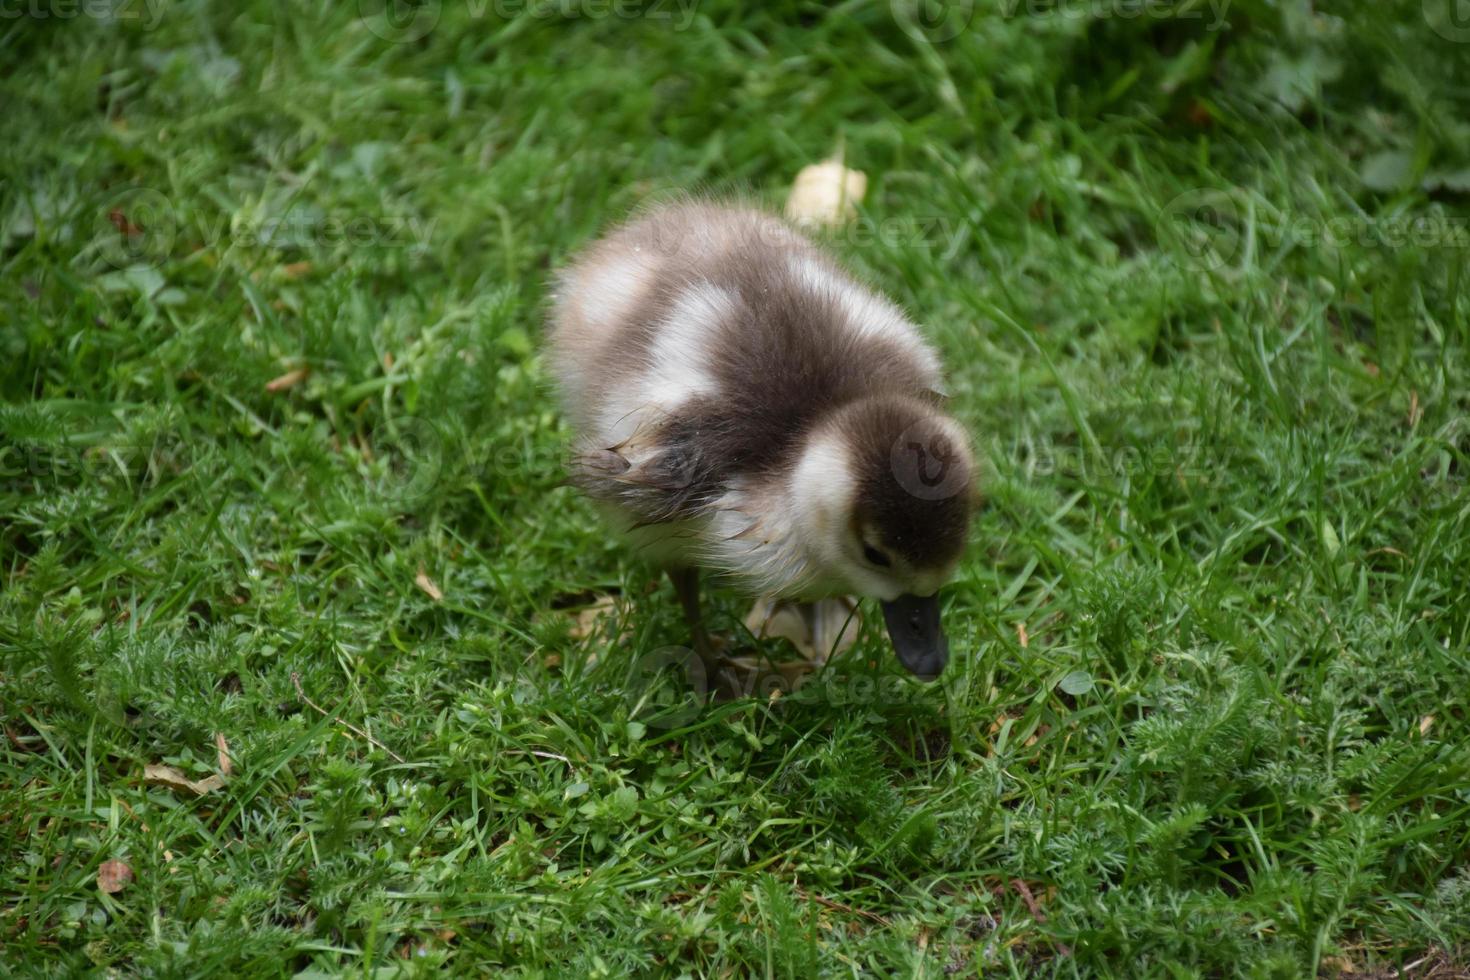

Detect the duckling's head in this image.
[788,394,977,680]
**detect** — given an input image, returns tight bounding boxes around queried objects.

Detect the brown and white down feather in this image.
[547,202,975,606]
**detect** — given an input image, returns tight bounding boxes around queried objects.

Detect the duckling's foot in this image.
[743,595,863,667]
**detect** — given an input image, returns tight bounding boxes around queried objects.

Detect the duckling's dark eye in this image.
[863,545,892,568]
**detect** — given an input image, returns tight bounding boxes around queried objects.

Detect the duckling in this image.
[547,202,976,680]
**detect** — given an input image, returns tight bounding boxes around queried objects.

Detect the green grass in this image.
[4,2,1470,975]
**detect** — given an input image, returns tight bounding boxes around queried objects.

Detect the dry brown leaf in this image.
[280,260,313,280]
[1015,622,1030,648]
[144,763,225,796]
[97,858,133,894]
[265,367,309,393]
[107,209,142,236]
[785,159,867,228]
[568,594,618,641]
[214,732,233,777]
[6,722,42,753]
[1009,878,1049,924]
[414,567,444,602]
[1419,714,1435,736]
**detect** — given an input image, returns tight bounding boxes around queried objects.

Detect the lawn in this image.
[3,1,1470,975]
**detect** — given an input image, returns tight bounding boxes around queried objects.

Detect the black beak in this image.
[879,593,949,681]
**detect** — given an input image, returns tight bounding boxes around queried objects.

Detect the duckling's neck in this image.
[701,477,820,598]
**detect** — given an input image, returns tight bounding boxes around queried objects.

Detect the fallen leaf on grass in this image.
[1419,715,1435,736]
[1015,622,1030,648]
[214,732,233,777]
[5,721,42,753]
[144,763,225,796]
[108,209,142,236]
[986,714,1044,752]
[414,567,443,602]
[265,367,309,392]
[786,159,867,228]
[567,594,618,641]
[97,859,133,894]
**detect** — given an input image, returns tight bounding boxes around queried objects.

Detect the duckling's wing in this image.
[551,208,779,524]
[568,432,709,527]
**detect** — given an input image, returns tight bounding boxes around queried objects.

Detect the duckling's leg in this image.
[668,566,712,663]
[670,567,757,700]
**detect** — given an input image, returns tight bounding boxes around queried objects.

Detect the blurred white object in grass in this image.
[785,159,867,228]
